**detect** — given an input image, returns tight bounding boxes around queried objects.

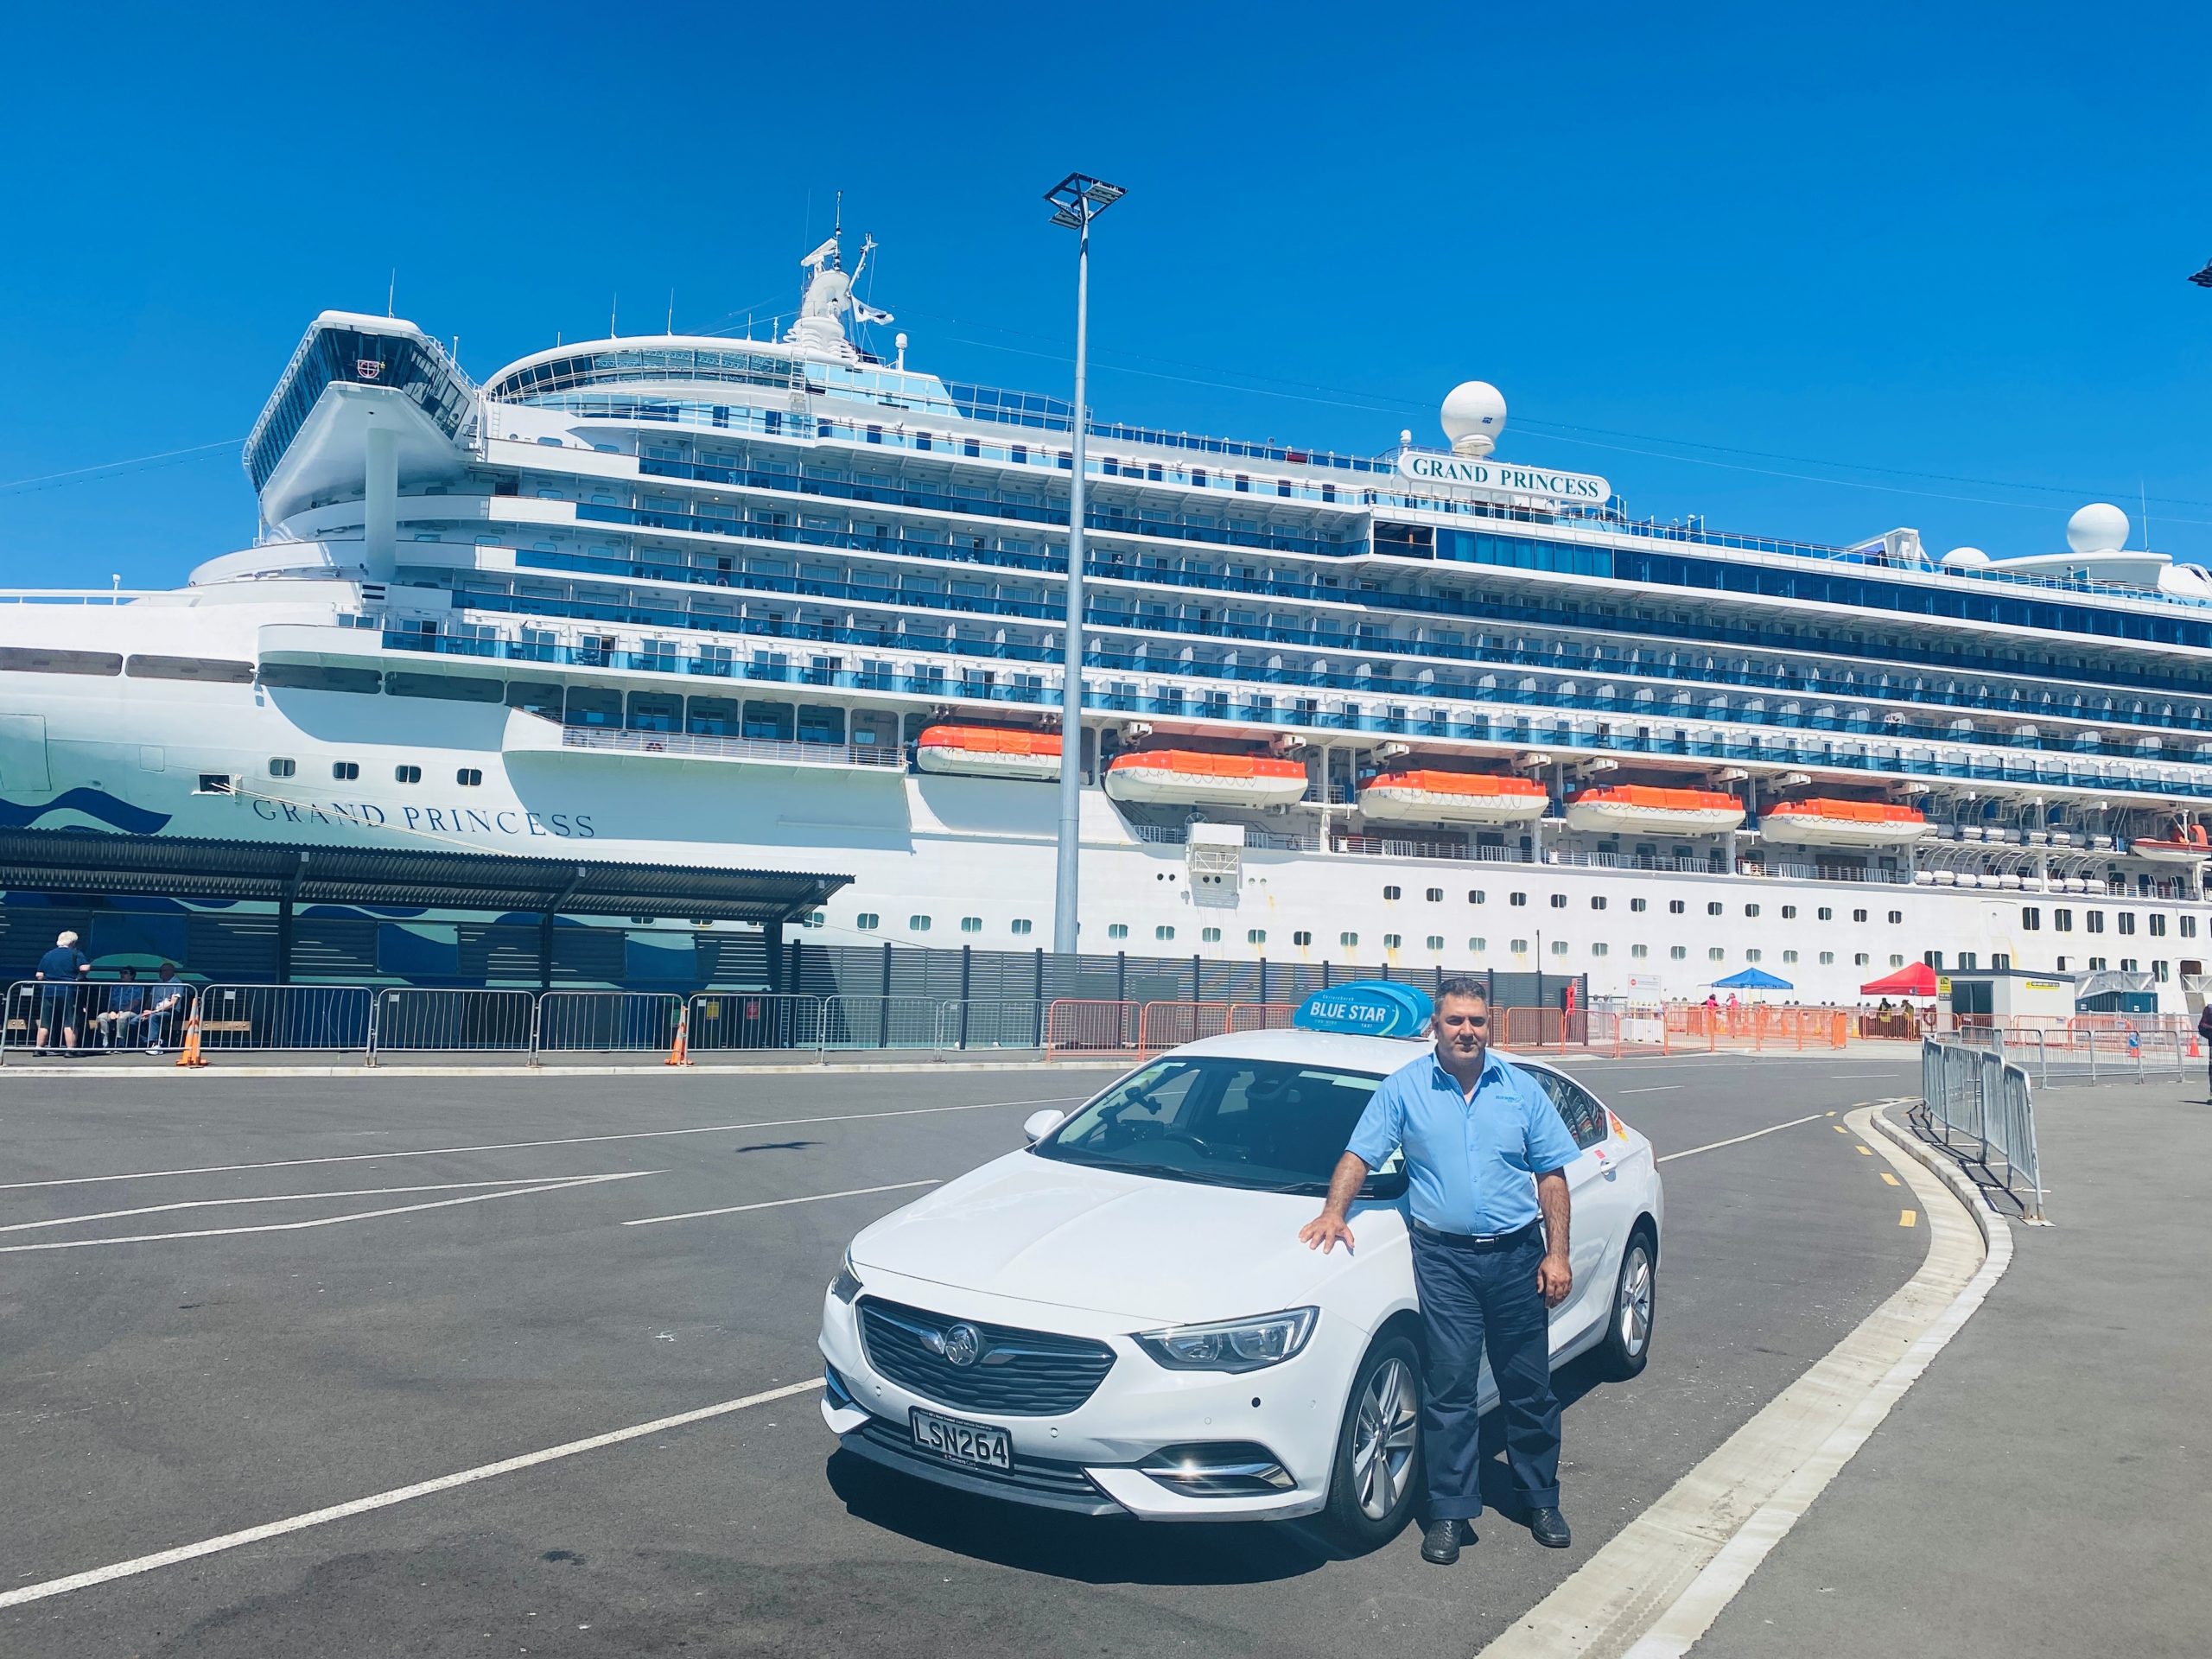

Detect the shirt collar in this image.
[1429,1046,1503,1093]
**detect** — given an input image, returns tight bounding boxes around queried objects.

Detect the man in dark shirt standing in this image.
[33,930,92,1055]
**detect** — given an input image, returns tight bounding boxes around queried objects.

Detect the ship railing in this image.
[0,589,173,604]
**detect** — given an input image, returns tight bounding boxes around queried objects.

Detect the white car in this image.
[817,1027,1662,1546]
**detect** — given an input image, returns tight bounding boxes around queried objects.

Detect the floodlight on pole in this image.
[1045,173,1125,956]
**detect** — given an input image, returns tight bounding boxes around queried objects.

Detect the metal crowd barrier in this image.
[369,988,537,1059]
[1,977,197,1056]
[822,995,945,1050]
[194,984,372,1052]
[686,991,824,1053]
[1920,1037,2046,1220]
[535,990,683,1054]
[933,998,1049,1050]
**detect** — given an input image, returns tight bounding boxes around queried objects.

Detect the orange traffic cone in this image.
[664,1003,691,1067]
[175,1009,208,1068]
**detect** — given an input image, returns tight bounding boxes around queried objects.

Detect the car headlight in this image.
[1133,1307,1318,1373]
[830,1250,863,1305]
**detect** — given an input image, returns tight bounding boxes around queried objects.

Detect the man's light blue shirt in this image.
[1345,1047,1581,1235]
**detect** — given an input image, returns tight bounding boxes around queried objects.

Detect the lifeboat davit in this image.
[1104,749,1308,809]
[915,724,1062,781]
[1565,785,1745,836]
[1358,770,1549,827]
[1760,798,1932,849]
[2126,822,2211,863]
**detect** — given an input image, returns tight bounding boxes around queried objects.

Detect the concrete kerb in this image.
[1475,1100,2011,1659]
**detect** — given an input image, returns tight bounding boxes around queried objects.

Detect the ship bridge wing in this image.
[245,312,476,525]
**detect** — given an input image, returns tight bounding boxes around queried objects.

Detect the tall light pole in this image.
[1046,173,1125,956]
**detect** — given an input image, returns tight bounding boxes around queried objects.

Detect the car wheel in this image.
[1322,1332,1422,1548]
[1597,1227,1656,1381]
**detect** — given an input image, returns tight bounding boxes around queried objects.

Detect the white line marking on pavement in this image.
[0,1096,1090,1193]
[0,1173,653,1253]
[1656,1110,1831,1163]
[0,1176,620,1235]
[624,1179,942,1227]
[1613,1085,1684,1095]
[0,1377,824,1611]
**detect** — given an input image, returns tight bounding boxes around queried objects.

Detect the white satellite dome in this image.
[1941,546,1990,569]
[1440,381,1507,458]
[2066,502,2129,555]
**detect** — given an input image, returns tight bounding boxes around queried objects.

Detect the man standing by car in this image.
[1299,977,1580,1566]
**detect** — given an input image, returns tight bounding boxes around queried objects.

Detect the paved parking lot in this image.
[0,1048,1926,1656]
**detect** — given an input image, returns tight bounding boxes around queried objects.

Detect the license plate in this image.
[910,1406,1012,1471]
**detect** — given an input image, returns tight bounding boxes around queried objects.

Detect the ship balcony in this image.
[501,709,904,774]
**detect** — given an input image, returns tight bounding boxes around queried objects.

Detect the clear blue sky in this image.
[3,1,2208,588]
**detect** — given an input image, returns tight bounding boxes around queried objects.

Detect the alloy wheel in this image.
[1350,1355,1420,1521]
[1618,1243,1654,1358]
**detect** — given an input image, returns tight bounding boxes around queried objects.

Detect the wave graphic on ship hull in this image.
[0,789,173,836]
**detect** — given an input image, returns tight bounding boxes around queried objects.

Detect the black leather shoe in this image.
[1528,1506,1571,1548]
[1421,1518,1464,1564]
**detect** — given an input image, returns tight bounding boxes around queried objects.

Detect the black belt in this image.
[1410,1218,1541,1251]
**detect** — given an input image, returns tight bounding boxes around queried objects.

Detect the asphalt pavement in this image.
[0,1048,1927,1656]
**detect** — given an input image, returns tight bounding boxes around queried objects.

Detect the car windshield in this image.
[1034,1056,1405,1196]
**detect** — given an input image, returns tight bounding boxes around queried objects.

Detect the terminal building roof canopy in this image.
[0,830,848,925]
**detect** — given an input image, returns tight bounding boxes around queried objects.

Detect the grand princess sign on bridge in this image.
[1397,450,1611,504]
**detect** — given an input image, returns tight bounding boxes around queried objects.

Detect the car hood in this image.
[847,1151,1386,1324]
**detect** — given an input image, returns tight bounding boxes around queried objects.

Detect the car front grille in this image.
[850,1414,1107,1504]
[857,1297,1116,1415]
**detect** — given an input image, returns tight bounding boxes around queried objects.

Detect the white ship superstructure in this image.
[4,229,2211,1007]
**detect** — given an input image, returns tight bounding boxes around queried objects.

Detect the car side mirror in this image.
[1022,1109,1066,1145]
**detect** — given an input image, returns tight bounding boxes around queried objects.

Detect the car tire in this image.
[1322,1332,1423,1549]
[1596,1226,1656,1381]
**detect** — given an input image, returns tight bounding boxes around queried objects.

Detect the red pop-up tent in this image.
[1859,962,1938,997]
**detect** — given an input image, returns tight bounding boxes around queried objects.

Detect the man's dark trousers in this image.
[1411,1223,1560,1522]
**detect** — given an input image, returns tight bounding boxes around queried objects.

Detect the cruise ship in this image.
[3,230,2208,1009]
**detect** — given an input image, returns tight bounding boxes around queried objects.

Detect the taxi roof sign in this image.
[1292,981,1433,1039]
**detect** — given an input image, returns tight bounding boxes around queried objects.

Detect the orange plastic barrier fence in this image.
[1136,1001,1236,1050]
[1043,1000,1136,1054]
[1225,1001,1297,1033]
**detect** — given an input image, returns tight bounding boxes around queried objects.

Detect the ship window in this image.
[1669,899,1686,914]
[686,696,741,735]
[741,700,796,741]
[1382,933,1402,950]
[257,662,378,693]
[1340,931,1358,947]
[268,758,296,778]
[1817,906,1834,920]
[1012,918,1033,935]
[1510,938,1528,954]
[1426,887,1444,903]
[1294,931,1313,946]
[909,915,932,932]
[1,646,121,676]
[1782,906,1797,919]
[1630,944,1648,959]
[196,774,232,794]
[1822,951,1838,965]
[1888,910,1904,925]
[1382,886,1402,901]
[1552,940,1569,956]
[1510,893,1528,906]
[960,917,982,934]
[2054,909,2073,931]
[1592,943,1609,957]
[1469,890,1485,904]
[2087,912,2106,933]
[2023,907,2041,930]
[1425,935,1444,950]
[332,761,359,781]
[1669,946,1688,961]
[1244,929,1266,944]
[1202,927,1222,943]
[387,672,504,702]
[1708,948,1726,961]
[1891,954,1906,968]
[564,687,622,728]
[2118,913,2137,936]
[1108,924,1129,939]
[1470,937,1487,953]
[1745,949,1763,962]
[504,681,563,720]
[2151,915,2167,937]
[856,913,880,930]
[1591,896,1607,911]
[798,705,845,745]
[1630,898,1647,912]
[2184,917,2199,938]
[1549,893,1567,909]
[1155,926,1176,941]
[1853,907,1870,923]
[626,692,682,732]
[124,653,249,682]
[1707,902,1723,917]
[1744,904,1761,918]
[456,768,483,786]
[394,765,422,784]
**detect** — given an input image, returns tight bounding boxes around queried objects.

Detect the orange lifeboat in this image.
[1103,749,1309,809]
[1564,785,1745,836]
[1358,770,1549,827]
[2126,820,2212,864]
[1760,798,1931,849]
[915,724,1062,781]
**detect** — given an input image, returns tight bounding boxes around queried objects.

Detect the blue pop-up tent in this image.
[1711,967,1793,991]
